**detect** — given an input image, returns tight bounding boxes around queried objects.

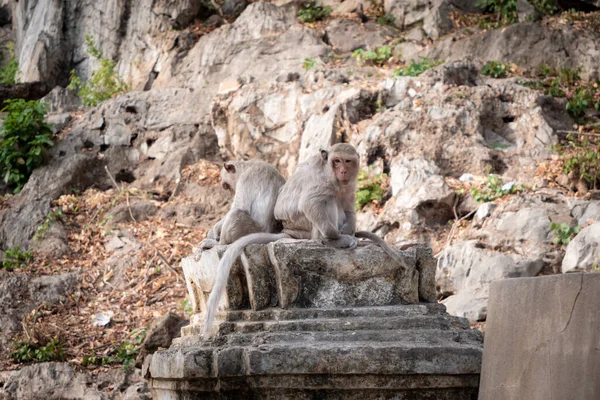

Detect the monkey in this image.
[202,143,412,338]
[198,160,286,250]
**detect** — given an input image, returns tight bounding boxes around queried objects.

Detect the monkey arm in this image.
[208,218,224,240]
[341,210,356,235]
[300,197,341,240]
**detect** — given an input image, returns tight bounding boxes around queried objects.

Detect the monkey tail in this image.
[203,232,289,339]
[355,231,411,271]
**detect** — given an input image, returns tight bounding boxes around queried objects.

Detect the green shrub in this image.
[563,137,600,188]
[34,209,64,240]
[0,99,54,192]
[355,170,388,210]
[471,174,519,202]
[476,0,557,26]
[481,61,510,79]
[68,35,130,107]
[394,57,442,77]
[376,13,396,26]
[303,58,317,70]
[550,222,580,246]
[82,328,146,370]
[2,247,33,269]
[10,338,65,363]
[566,88,592,119]
[476,0,518,25]
[0,42,19,85]
[298,1,332,23]
[352,46,393,66]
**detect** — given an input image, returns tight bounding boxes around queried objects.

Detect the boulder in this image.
[0,362,150,400]
[562,222,600,273]
[140,312,188,357]
[437,241,545,322]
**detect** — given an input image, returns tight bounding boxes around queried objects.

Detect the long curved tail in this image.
[355,231,411,270]
[203,232,289,338]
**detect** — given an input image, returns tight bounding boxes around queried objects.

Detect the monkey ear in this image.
[320,149,328,161]
[224,163,236,174]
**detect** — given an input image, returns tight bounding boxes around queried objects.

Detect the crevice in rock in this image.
[115,169,135,183]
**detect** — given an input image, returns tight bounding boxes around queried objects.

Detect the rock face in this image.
[147,241,483,398]
[562,222,600,273]
[479,273,600,400]
[0,362,150,400]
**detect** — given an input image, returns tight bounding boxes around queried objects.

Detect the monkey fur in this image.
[199,160,285,250]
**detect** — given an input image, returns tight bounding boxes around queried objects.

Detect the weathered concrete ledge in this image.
[479,273,600,400]
[148,241,483,399]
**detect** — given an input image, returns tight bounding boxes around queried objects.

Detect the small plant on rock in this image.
[0,42,19,85]
[355,170,388,210]
[550,222,580,246]
[471,174,519,202]
[298,1,332,23]
[82,328,146,370]
[68,35,130,107]
[10,338,65,363]
[352,46,393,66]
[377,13,396,26]
[34,209,64,240]
[303,58,317,71]
[2,247,33,269]
[0,99,54,192]
[394,57,442,77]
[481,61,511,79]
[563,136,600,190]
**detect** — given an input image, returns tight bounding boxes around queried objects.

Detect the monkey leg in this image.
[305,199,357,249]
[220,209,262,245]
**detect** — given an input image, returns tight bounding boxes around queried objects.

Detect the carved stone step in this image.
[174,328,482,348]
[182,313,470,336]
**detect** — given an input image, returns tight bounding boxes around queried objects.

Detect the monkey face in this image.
[331,156,358,186]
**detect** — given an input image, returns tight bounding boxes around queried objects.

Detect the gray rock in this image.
[45,112,71,134]
[479,273,600,400]
[325,20,395,54]
[0,362,150,400]
[221,0,249,16]
[29,272,78,305]
[30,221,69,258]
[437,241,544,321]
[40,87,82,113]
[569,199,600,226]
[423,22,600,81]
[107,200,158,225]
[141,312,188,355]
[474,202,495,220]
[517,0,541,22]
[562,222,600,273]
[495,207,552,243]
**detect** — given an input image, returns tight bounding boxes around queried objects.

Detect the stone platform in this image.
[146,241,483,399]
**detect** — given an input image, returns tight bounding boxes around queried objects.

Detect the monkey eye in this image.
[345,159,352,164]
[333,159,341,164]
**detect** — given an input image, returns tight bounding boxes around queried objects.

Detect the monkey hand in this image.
[198,238,219,251]
[321,234,357,249]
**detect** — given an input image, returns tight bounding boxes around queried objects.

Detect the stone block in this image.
[479,273,600,400]
[182,240,432,321]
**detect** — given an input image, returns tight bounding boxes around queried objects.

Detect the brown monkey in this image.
[198,160,285,250]
[203,144,411,337]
